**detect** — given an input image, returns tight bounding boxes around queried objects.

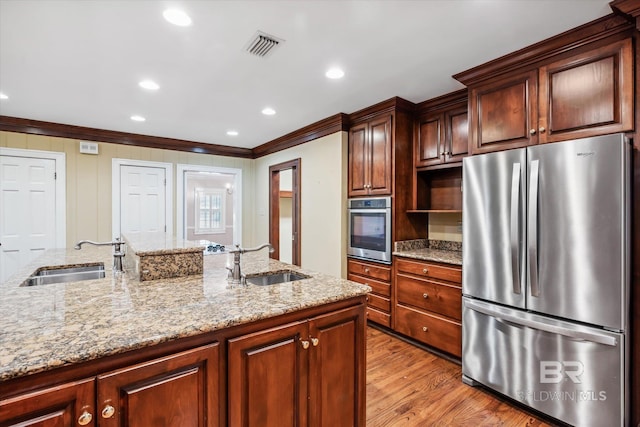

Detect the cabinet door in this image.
[0,378,95,427]
[308,305,366,427]
[368,115,393,195]
[348,122,369,197]
[415,113,444,167]
[228,321,308,427]
[97,343,219,427]
[445,106,468,162]
[538,38,633,144]
[469,69,538,154]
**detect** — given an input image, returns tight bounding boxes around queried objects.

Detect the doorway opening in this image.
[177,164,242,247]
[269,159,301,265]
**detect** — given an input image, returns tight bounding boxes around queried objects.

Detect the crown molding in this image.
[0,115,253,158]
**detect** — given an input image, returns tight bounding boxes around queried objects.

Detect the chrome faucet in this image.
[227,243,274,285]
[74,238,126,272]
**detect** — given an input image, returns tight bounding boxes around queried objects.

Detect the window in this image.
[195,188,225,234]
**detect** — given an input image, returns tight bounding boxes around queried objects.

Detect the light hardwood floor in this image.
[366,326,558,426]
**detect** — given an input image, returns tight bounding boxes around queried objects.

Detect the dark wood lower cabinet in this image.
[228,321,308,427]
[0,298,366,427]
[228,306,366,427]
[97,343,219,427]
[0,378,95,427]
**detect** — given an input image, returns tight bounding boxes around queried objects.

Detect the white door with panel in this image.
[119,165,167,237]
[0,156,57,282]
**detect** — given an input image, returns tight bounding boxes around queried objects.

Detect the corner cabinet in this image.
[463,37,634,155]
[228,305,366,427]
[348,115,392,196]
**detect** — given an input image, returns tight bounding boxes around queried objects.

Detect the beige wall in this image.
[428,213,462,242]
[0,131,255,247]
[253,132,348,278]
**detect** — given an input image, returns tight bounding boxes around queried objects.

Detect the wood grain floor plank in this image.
[366,326,558,426]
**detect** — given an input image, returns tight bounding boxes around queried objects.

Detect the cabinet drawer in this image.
[395,305,461,358]
[366,306,391,327]
[348,273,391,297]
[396,258,461,283]
[396,274,461,320]
[348,259,391,282]
[367,293,390,313]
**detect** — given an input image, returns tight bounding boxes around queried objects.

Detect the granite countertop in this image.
[0,246,370,381]
[124,232,206,255]
[393,239,462,266]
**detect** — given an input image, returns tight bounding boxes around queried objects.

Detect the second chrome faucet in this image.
[227,243,274,285]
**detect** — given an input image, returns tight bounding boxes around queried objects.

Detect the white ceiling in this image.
[0,0,613,150]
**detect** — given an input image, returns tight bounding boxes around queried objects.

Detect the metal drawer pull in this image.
[423,293,429,299]
[78,412,93,426]
[422,326,428,332]
[422,268,428,274]
[364,268,370,273]
[102,405,115,419]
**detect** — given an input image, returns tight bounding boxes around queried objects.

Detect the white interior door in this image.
[0,156,56,282]
[119,165,166,237]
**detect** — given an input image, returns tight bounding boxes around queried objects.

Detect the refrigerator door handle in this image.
[528,159,540,297]
[465,300,618,347]
[510,163,521,294]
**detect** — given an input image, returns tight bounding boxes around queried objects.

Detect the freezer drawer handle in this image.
[510,162,521,295]
[466,300,617,347]
[528,160,540,297]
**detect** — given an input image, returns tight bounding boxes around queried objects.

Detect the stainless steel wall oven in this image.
[347,197,391,264]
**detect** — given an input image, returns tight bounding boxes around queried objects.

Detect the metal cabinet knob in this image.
[539,126,546,133]
[422,326,428,332]
[102,405,115,419]
[529,129,536,135]
[364,268,370,273]
[311,337,319,347]
[422,268,428,274]
[78,411,93,426]
[300,339,310,349]
[423,293,429,299]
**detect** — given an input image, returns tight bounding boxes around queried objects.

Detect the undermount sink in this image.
[245,270,310,286]
[21,263,106,287]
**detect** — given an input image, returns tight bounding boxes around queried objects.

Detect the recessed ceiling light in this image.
[226,130,239,136]
[163,9,192,26]
[325,67,345,79]
[139,80,159,90]
[130,115,146,122]
[0,93,8,100]
[261,107,276,116]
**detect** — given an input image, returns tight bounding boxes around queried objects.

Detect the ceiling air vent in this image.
[244,31,284,58]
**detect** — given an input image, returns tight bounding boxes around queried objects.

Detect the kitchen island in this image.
[0,243,370,426]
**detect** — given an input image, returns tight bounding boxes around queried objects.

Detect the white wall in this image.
[253,132,348,277]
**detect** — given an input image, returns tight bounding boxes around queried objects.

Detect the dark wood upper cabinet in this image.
[415,90,469,167]
[469,69,538,154]
[415,113,444,167]
[538,38,634,144]
[462,36,633,155]
[348,115,392,197]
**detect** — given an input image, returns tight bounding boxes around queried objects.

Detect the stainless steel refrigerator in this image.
[462,133,630,426]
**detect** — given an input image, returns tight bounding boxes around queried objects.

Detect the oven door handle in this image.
[348,208,391,214]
